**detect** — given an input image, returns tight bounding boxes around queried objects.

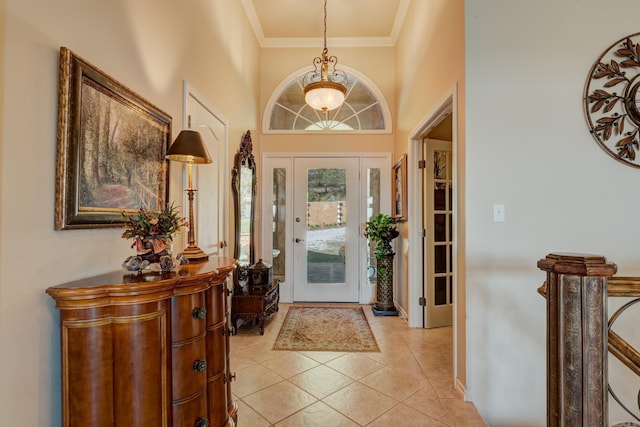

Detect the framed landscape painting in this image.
[55,47,171,230]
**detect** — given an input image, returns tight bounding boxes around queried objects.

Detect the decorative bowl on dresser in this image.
[231,259,279,335]
[46,257,238,427]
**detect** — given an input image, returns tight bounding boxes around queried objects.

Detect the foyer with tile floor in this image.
[229,304,487,426]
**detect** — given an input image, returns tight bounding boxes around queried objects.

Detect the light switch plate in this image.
[493,204,505,222]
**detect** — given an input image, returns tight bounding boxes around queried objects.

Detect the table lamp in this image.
[166,129,212,261]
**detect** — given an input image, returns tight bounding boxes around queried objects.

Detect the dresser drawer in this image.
[206,283,226,325]
[172,338,207,399]
[206,324,226,375]
[172,292,207,342]
[232,294,265,313]
[207,373,229,427]
[172,391,208,427]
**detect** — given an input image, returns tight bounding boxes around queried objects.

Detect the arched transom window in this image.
[264,67,391,133]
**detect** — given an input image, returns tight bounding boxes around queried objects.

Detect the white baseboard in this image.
[455,377,466,398]
[396,303,408,320]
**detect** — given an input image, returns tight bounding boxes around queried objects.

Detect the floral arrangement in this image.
[121,202,187,253]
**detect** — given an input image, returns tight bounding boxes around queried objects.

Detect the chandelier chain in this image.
[302,0,347,112]
[323,0,328,52]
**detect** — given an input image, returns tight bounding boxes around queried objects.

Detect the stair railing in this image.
[538,253,640,427]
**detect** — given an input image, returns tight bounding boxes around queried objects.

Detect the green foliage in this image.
[364,213,399,258]
[121,202,187,242]
[307,168,346,202]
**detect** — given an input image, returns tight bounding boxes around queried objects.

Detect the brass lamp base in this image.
[181,245,209,262]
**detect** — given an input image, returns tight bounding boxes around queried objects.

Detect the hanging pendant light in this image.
[303,0,348,112]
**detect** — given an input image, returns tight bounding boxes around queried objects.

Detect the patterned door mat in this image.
[273,306,380,352]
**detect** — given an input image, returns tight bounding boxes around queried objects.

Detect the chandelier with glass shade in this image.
[302,0,348,112]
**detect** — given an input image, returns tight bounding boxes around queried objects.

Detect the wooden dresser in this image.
[46,257,238,427]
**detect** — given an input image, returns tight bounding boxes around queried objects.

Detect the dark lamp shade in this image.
[166,130,212,164]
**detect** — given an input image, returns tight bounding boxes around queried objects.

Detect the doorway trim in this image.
[261,152,392,304]
[407,84,459,374]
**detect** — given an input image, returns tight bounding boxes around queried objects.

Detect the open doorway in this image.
[407,85,462,392]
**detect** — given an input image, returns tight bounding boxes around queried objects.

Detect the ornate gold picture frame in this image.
[55,47,171,230]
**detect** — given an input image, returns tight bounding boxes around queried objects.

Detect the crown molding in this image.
[240,0,266,44]
[241,0,409,49]
[261,37,395,49]
[391,0,411,44]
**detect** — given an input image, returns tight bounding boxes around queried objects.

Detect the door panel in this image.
[293,158,359,302]
[424,139,453,328]
[184,84,227,257]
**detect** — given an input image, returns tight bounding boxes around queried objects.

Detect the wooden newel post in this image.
[537,253,617,427]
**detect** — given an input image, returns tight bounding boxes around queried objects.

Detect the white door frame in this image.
[261,152,391,304]
[407,84,459,370]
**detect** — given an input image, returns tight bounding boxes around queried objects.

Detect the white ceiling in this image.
[241,0,410,48]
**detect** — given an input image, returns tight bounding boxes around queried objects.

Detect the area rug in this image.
[273,306,380,352]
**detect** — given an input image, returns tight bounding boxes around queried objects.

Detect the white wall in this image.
[466,0,640,424]
[0,0,259,425]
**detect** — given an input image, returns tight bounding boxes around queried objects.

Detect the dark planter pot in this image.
[372,251,398,316]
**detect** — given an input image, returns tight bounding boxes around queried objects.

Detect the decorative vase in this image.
[123,235,177,273]
[137,236,172,264]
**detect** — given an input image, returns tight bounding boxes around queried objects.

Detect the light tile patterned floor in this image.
[230,304,487,426]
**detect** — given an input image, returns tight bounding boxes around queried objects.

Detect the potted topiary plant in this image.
[364,213,399,316]
[365,213,399,259]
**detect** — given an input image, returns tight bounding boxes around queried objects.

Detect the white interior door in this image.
[423,138,453,328]
[184,82,228,257]
[293,157,360,302]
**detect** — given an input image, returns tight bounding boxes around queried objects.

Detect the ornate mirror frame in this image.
[584,32,640,168]
[232,130,256,264]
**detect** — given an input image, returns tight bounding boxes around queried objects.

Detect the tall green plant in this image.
[364,213,399,258]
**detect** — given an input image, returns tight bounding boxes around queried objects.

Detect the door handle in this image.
[295,238,304,243]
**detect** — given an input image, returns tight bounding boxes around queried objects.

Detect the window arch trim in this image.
[262,65,392,134]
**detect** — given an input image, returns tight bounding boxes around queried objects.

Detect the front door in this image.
[293,157,360,302]
[423,138,453,328]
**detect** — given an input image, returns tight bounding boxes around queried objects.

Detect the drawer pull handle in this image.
[192,307,207,320]
[224,371,237,384]
[193,359,207,372]
[195,417,209,427]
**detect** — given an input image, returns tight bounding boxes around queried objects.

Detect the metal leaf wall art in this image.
[584,33,640,168]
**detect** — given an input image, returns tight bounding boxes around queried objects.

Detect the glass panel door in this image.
[293,158,359,302]
[271,168,287,286]
[424,139,453,328]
